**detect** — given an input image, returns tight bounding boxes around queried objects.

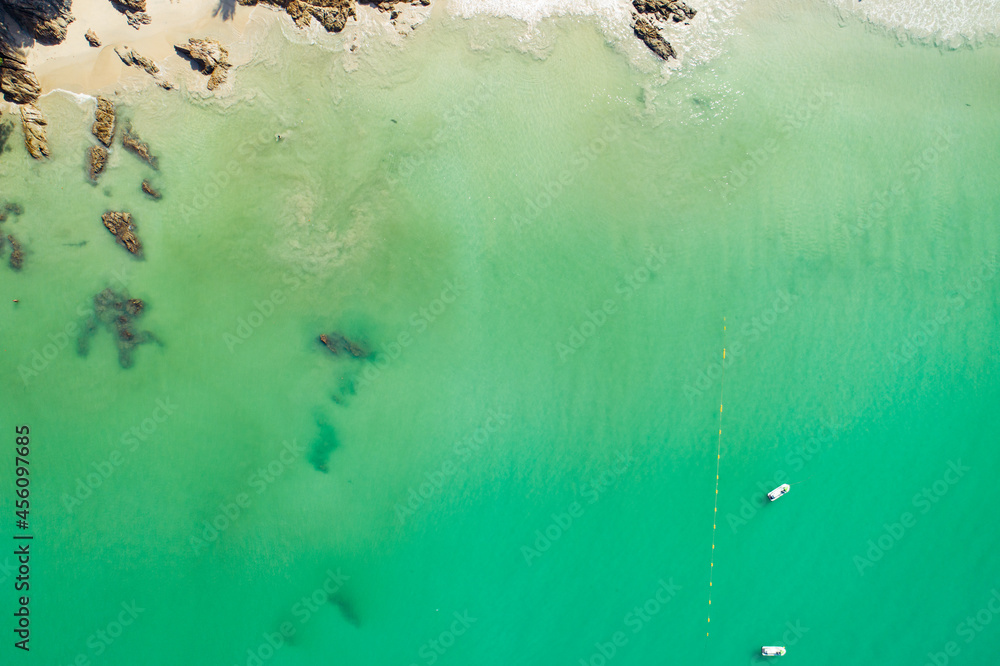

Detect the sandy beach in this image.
[26,0,261,96]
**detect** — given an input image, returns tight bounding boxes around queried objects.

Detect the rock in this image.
[141,179,161,199]
[122,124,158,168]
[92,96,115,146]
[308,418,339,472]
[125,10,151,28]
[82,287,159,368]
[7,233,23,270]
[88,145,108,181]
[634,16,676,60]
[115,45,158,74]
[319,332,371,358]
[1,0,75,45]
[243,0,356,33]
[20,103,49,158]
[0,117,14,154]
[329,592,361,627]
[633,0,696,22]
[115,44,174,88]
[1,63,41,104]
[85,28,100,46]
[1,2,74,106]
[125,298,144,316]
[174,38,231,90]
[308,3,354,32]
[285,0,312,27]
[101,211,143,256]
[110,0,146,12]
[4,202,23,215]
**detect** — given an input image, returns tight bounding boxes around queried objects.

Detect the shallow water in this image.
[1,1,999,665]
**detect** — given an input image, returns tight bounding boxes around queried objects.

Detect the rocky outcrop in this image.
[7,233,23,270]
[174,38,231,90]
[238,0,357,33]
[1,60,40,104]
[101,211,143,256]
[115,45,174,89]
[1,0,75,45]
[111,0,145,10]
[122,124,158,168]
[88,145,108,180]
[141,179,161,199]
[5,202,23,215]
[115,45,157,74]
[1,1,73,109]
[92,96,116,146]
[633,0,696,23]
[319,332,371,358]
[125,11,151,28]
[85,29,100,46]
[20,103,49,158]
[632,0,695,60]
[633,16,676,60]
[79,287,160,368]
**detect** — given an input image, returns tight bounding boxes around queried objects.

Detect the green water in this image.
[2,1,999,664]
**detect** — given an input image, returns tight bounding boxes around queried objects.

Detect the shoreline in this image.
[21,0,437,102]
[27,0,266,98]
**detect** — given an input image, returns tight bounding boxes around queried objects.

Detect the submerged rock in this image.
[633,16,676,60]
[77,316,97,356]
[20,103,49,158]
[92,96,116,146]
[85,29,100,46]
[88,145,108,180]
[329,591,361,627]
[125,297,144,316]
[319,332,371,358]
[174,38,231,90]
[7,233,23,270]
[141,179,161,199]
[122,123,158,168]
[308,418,339,472]
[4,202,23,215]
[81,287,160,368]
[101,211,143,256]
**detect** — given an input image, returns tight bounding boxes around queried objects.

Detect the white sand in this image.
[28,0,263,95]
[26,0,434,97]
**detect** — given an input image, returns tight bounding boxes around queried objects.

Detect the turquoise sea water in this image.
[2,1,999,664]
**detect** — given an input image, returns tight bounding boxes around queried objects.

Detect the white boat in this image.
[761,646,786,656]
[767,484,790,501]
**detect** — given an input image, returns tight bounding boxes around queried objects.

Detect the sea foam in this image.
[825,0,1000,45]
[446,0,749,68]
[447,0,999,61]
